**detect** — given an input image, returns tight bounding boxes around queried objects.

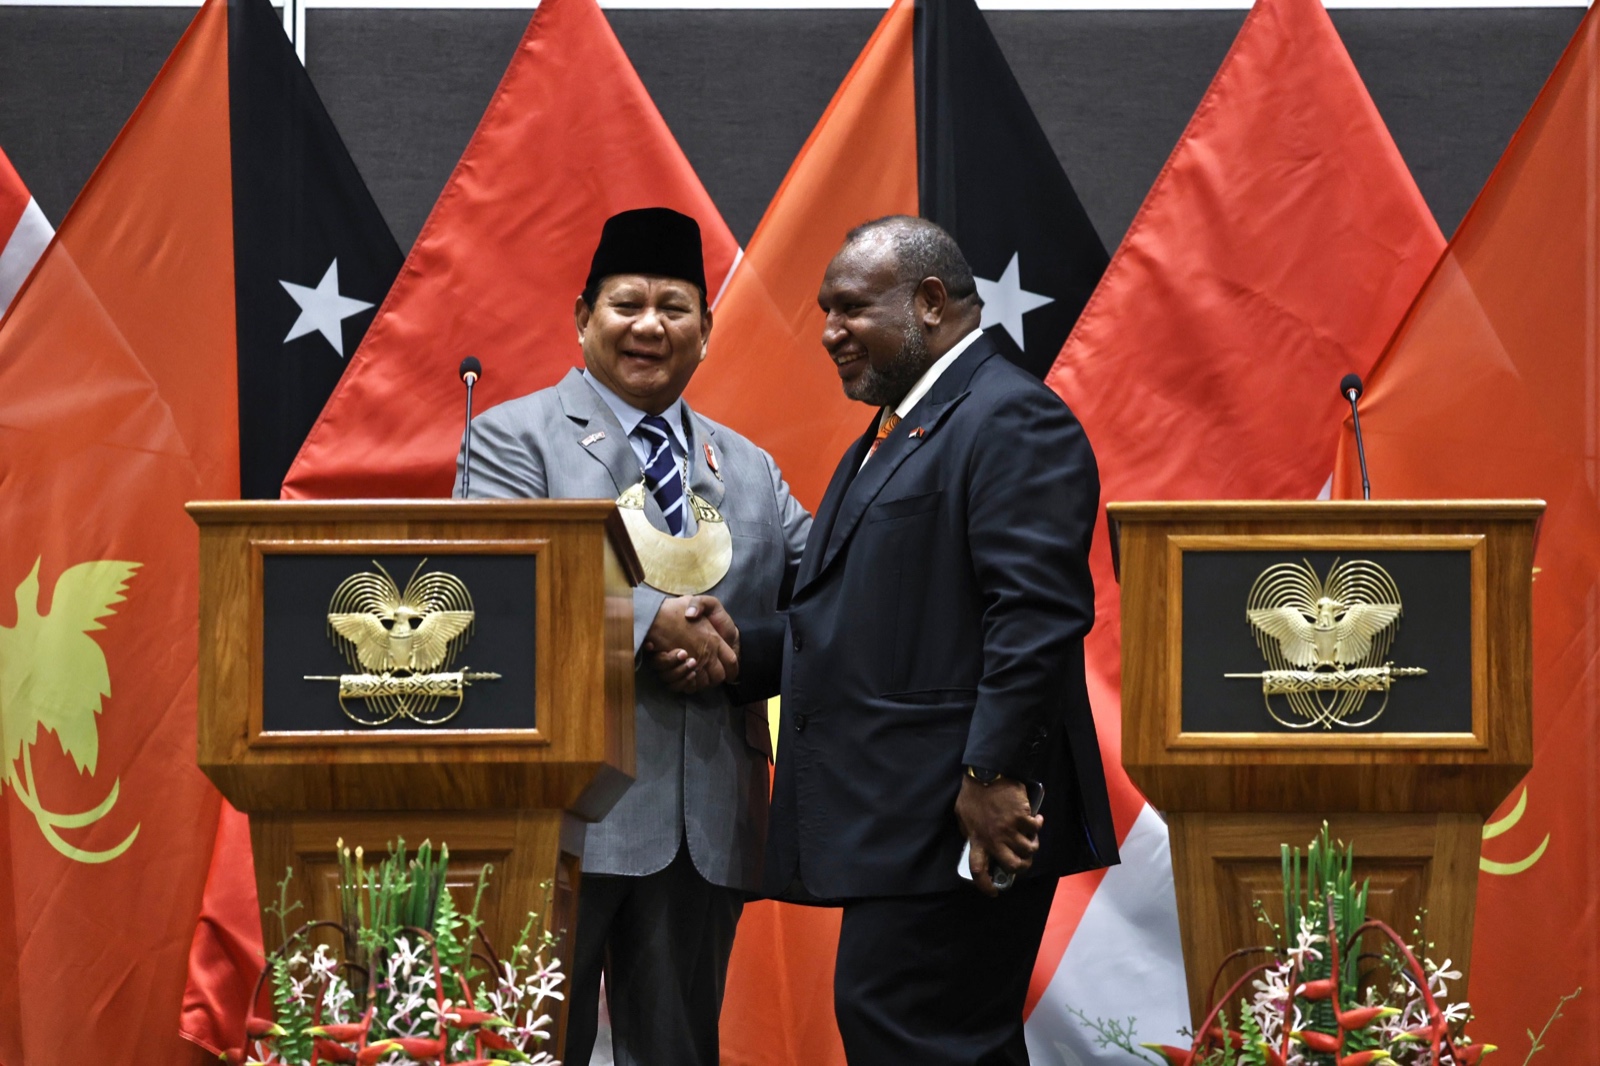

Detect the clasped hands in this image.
[955,775,1042,898]
[643,594,741,694]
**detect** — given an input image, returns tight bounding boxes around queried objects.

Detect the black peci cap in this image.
[584,207,707,298]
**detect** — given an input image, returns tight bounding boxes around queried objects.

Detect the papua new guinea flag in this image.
[229,0,402,499]
[917,0,1107,378]
[687,0,1106,511]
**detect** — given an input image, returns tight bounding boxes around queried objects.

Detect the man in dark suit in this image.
[715,215,1120,1063]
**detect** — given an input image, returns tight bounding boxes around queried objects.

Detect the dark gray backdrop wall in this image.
[0,5,1584,253]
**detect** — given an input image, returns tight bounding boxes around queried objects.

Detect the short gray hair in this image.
[843,215,981,306]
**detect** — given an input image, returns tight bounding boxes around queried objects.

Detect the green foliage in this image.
[1523,987,1582,1065]
[251,839,563,1064]
[1061,1007,1167,1065]
[269,948,314,1063]
[1238,1009,1269,1066]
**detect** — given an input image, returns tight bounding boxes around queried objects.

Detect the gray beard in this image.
[845,320,933,408]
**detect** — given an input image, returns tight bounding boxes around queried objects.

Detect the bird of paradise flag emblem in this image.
[0,558,142,864]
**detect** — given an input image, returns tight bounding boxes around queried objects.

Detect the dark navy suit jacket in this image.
[744,333,1120,900]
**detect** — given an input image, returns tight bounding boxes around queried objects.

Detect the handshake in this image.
[643,594,741,695]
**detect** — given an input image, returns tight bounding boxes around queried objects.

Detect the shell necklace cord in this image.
[616,478,733,595]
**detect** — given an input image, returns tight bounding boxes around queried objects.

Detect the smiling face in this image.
[817,240,934,408]
[576,274,711,414]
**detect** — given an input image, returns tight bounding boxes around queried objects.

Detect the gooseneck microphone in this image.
[459,356,482,500]
[1341,373,1371,501]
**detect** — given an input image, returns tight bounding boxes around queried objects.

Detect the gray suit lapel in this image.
[683,407,726,513]
[557,369,642,497]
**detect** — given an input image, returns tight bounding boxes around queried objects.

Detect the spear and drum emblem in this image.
[304,560,500,726]
[1226,558,1426,729]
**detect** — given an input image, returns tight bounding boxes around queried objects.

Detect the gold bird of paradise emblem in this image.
[1226,558,1426,729]
[0,558,142,864]
[305,560,500,726]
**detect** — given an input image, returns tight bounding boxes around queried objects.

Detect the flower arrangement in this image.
[221,839,566,1066]
[1073,825,1578,1066]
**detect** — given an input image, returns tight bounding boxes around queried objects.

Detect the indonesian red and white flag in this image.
[0,147,53,314]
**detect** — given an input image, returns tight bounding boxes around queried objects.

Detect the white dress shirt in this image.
[861,327,985,469]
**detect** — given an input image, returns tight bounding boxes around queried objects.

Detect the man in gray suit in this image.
[456,208,810,1065]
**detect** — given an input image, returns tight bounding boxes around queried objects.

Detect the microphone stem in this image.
[1348,391,1371,501]
[461,377,476,499]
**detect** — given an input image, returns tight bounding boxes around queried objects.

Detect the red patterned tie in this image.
[867,411,901,460]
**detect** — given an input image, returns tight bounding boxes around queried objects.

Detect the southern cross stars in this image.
[975,252,1053,351]
[280,258,374,357]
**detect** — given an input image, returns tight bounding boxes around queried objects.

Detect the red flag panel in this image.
[1036,0,1444,1032]
[1334,6,1600,1053]
[0,3,235,1062]
[282,0,738,500]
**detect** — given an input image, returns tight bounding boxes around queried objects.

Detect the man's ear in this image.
[699,309,714,362]
[916,276,950,327]
[574,295,592,340]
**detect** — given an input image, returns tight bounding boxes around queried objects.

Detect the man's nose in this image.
[821,312,846,351]
[633,307,667,335]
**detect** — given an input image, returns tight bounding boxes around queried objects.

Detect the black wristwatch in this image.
[965,765,1002,785]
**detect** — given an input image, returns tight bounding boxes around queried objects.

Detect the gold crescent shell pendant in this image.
[616,480,733,594]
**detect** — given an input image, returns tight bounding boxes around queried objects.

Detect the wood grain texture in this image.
[1113,500,1537,815]
[1110,500,1539,1027]
[1168,812,1482,1026]
[192,500,640,1062]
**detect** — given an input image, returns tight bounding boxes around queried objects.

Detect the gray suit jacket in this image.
[457,369,810,892]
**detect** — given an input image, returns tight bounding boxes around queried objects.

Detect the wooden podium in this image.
[188,500,640,1051]
[1109,500,1539,1023]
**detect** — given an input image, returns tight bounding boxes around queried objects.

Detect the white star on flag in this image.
[975,252,1053,351]
[280,258,373,357]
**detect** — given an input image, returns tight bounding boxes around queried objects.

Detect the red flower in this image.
[1291,1029,1341,1054]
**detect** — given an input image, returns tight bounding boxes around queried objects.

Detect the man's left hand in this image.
[954,775,1042,898]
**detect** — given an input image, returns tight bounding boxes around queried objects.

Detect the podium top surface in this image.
[1106,499,1545,521]
[187,498,643,585]
[188,497,626,522]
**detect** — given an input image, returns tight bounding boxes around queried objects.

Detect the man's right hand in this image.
[643,595,740,694]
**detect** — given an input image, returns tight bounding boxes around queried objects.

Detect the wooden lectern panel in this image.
[1113,500,1538,816]
[190,500,641,1060]
[1109,500,1540,1026]
[190,500,639,819]
[1168,811,1481,1024]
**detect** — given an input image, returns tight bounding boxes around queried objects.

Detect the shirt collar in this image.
[892,327,984,420]
[583,369,690,453]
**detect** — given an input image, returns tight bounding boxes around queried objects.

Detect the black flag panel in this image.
[229,0,403,498]
[915,0,1108,377]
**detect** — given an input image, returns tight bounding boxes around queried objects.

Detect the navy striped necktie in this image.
[634,414,687,536]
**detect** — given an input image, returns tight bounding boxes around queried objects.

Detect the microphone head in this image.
[1339,373,1363,400]
[459,356,482,382]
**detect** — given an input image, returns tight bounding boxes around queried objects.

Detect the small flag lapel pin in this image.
[581,430,607,447]
[908,426,927,439]
[705,442,722,480]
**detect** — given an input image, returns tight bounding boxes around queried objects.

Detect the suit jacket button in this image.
[794,713,808,733]
[792,633,803,652]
